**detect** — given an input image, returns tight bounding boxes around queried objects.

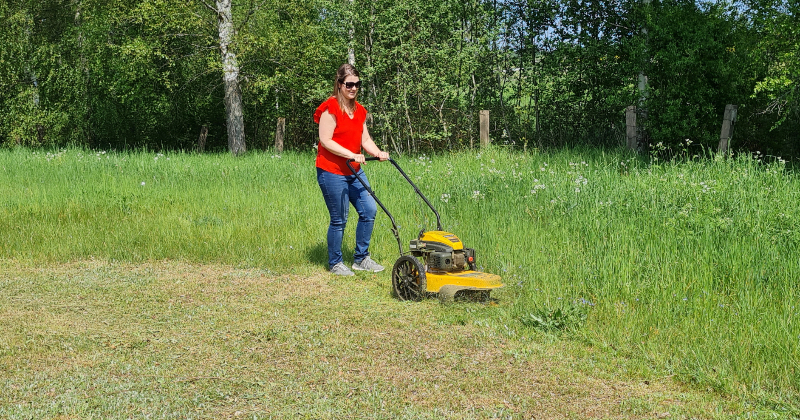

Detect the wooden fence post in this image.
[275,117,285,153]
[197,125,208,152]
[717,104,738,154]
[625,106,637,151]
[479,110,490,148]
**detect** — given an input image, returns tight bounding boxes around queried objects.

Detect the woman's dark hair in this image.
[333,63,360,113]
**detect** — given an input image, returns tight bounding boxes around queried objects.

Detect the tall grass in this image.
[1,146,798,410]
[0,148,325,266]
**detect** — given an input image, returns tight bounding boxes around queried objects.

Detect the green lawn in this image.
[0,260,749,419]
[0,146,798,418]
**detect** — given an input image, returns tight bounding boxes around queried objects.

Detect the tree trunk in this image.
[216,0,246,155]
[347,0,355,66]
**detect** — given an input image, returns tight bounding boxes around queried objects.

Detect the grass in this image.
[0,260,743,419]
[0,145,798,417]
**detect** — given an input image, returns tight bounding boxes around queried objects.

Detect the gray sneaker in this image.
[352,256,385,273]
[330,262,355,276]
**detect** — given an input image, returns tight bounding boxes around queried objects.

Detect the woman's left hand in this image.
[376,151,389,161]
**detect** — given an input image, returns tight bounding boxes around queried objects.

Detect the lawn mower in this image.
[347,157,503,302]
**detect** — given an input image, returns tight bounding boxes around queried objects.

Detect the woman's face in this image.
[340,75,360,101]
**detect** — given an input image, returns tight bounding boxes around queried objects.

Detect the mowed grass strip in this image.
[1,260,738,419]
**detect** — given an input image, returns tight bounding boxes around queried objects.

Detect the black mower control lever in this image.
[346,157,443,257]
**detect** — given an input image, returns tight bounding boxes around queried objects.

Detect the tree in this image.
[0,0,90,146]
[2,0,796,156]
[746,0,799,133]
[345,0,502,152]
[240,0,344,150]
[208,0,246,155]
[639,0,756,148]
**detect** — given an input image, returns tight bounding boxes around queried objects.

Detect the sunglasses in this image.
[340,80,362,89]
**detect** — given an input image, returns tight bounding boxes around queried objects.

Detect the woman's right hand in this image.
[350,153,366,163]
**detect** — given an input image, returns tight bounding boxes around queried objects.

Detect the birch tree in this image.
[207,0,246,155]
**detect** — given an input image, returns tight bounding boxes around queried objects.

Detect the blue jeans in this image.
[317,167,377,267]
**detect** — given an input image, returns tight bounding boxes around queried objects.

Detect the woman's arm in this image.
[361,121,389,161]
[318,110,366,163]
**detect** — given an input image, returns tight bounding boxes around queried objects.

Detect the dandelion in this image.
[141,182,146,186]
[440,193,451,203]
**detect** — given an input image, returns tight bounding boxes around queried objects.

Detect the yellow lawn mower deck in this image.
[347,158,503,302]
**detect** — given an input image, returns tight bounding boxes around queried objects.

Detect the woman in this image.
[314,64,389,276]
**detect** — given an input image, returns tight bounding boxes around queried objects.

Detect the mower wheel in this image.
[392,255,427,301]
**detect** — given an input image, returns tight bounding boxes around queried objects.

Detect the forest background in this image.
[0,0,797,157]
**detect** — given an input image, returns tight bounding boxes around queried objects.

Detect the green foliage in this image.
[90,0,220,149]
[526,0,638,146]
[0,0,798,156]
[748,0,799,125]
[0,0,77,146]
[641,0,757,148]
[738,0,800,155]
[346,0,500,151]
[242,0,344,150]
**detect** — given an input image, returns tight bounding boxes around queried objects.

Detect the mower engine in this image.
[409,231,477,272]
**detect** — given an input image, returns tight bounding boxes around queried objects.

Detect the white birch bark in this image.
[348,0,355,66]
[216,0,246,155]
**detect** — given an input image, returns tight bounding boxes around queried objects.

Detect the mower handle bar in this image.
[346,157,443,257]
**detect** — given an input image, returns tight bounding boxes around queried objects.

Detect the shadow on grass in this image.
[306,241,358,269]
[307,242,328,268]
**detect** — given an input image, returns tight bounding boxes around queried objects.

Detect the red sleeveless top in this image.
[314,96,368,175]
